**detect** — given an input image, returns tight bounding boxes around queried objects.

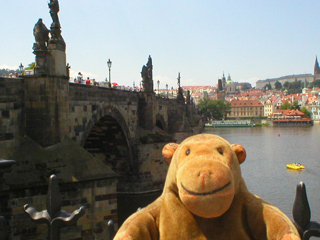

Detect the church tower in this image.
[314,56,320,80]
[314,56,320,75]
[222,72,226,89]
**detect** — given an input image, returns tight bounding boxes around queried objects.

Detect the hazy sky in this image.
[1,0,319,88]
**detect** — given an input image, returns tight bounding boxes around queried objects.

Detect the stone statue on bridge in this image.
[48,0,65,52]
[176,72,185,103]
[141,55,154,92]
[33,18,50,51]
[33,18,50,75]
[186,90,191,104]
[48,0,60,28]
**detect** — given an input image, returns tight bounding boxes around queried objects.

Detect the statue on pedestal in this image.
[48,0,65,52]
[48,0,60,28]
[186,90,191,104]
[33,18,49,51]
[176,72,185,103]
[33,18,50,75]
[141,55,154,92]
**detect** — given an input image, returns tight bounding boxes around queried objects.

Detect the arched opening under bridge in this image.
[83,115,132,182]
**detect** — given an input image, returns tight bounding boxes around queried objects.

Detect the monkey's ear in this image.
[162,143,179,163]
[231,144,246,164]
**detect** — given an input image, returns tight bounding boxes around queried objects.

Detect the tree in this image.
[309,79,320,88]
[280,101,293,110]
[264,83,272,91]
[283,81,290,89]
[301,107,311,118]
[274,81,282,90]
[25,62,35,70]
[198,99,231,121]
[292,100,300,110]
[241,83,251,90]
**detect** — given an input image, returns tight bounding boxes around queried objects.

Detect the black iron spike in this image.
[293,181,311,231]
[24,174,85,240]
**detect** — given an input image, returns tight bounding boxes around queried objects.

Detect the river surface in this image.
[204,125,320,223]
[119,125,320,237]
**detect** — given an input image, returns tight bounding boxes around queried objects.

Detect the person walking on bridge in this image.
[77,72,83,84]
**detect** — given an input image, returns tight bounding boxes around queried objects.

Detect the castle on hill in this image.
[255,56,320,89]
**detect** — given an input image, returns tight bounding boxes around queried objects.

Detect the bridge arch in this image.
[81,105,135,181]
[156,113,167,132]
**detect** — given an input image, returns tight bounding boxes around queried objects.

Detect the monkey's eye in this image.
[217,148,223,155]
[186,149,190,155]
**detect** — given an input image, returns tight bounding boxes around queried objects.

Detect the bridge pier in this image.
[24,76,70,147]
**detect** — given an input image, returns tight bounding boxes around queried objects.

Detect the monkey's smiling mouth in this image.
[181,182,231,196]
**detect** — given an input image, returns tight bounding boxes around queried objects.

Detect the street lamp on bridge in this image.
[166,84,168,98]
[157,80,160,96]
[19,63,24,75]
[107,58,112,88]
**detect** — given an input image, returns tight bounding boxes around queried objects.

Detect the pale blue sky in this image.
[1,0,319,88]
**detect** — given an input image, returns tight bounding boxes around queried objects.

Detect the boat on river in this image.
[286,163,305,170]
[273,118,313,126]
[205,120,255,128]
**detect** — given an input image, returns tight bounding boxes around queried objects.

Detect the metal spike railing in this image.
[24,174,86,240]
[292,181,320,239]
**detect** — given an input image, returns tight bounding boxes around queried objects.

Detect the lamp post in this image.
[157,80,160,96]
[166,84,168,98]
[107,58,112,88]
[19,63,24,75]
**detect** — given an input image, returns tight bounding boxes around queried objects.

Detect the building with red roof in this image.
[228,99,264,118]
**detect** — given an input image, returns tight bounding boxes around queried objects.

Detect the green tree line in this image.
[198,98,231,122]
[264,79,316,94]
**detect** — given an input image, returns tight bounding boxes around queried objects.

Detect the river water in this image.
[119,125,320,238]
[204,125,320,223]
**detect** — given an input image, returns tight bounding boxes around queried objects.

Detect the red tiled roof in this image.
[230,99,263,107]
[272,109,305,117]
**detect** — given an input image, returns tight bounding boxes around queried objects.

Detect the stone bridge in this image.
[0,74,202,191]
[0,74,202,238]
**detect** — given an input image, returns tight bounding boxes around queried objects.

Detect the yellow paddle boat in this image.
[286,163,305,170]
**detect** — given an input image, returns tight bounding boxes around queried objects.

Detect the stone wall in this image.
[68,83,140,145]
[2,178,117,240]
[0,77,25,158]
[135,142,169,192]
[3,135,119,239]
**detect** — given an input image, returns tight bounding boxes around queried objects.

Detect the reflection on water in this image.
[205,125,320,222]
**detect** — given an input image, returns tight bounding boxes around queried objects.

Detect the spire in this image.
[222,72,226,81]
[227,73,231,81]
[314,56,320,76]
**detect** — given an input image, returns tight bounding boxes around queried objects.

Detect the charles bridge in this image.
[0,1,203,238]
[0,56,202,240]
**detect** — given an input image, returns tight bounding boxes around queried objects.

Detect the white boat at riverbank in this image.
[205,120,255,128]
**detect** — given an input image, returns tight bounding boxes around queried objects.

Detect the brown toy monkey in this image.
[114,134,300,240]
